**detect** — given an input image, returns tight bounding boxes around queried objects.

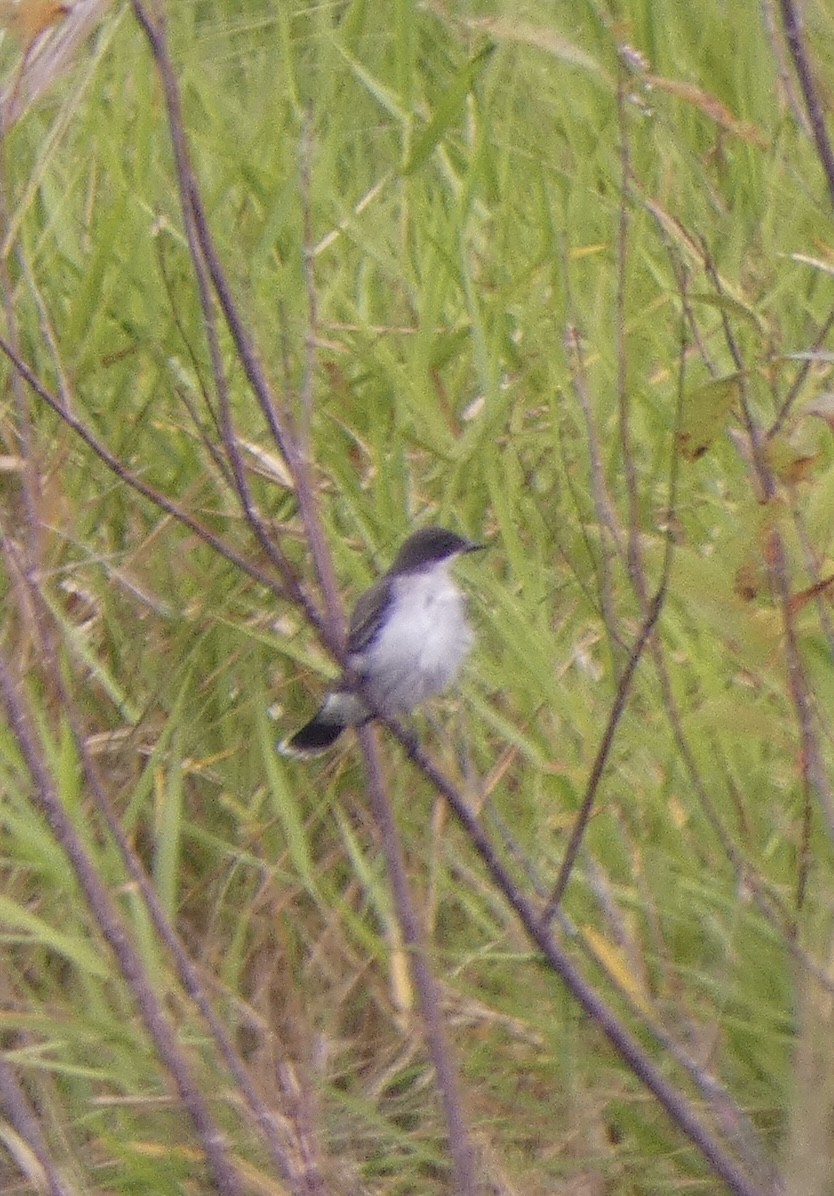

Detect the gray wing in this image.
[347,576,394,658]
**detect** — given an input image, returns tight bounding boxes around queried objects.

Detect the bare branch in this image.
[540,579,666,921]
[769,303,834,438]
[358,727,478,1196]
[387,724,768,1196]
[129,0,345,644]
[542,258,690,920]
[0,528,328,1195]
[0,332,337,649]
[704,252,834,839]
[0,1053,76,1196]
[0,650,244,1196]
[564,325,625,657]
[777,0,834,211]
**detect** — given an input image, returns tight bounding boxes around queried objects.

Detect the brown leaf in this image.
[788,575,834,616]
[0,0,68,46]
[764,434,820,484]
[734,560,764,602]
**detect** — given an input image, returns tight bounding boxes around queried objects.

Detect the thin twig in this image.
[789,502,834,910]
[127,11,480,1186]
[540,580,666,922]
[769,302,834,438]
[0,333,336,647]
[0,652,244,1196]
[1,530,327,1195]
[763,0,811,135]
[777,0,834,210]
[552,403,624,645]
[615,69,645,598]
[0,112,45,651]
[769,528,834,832]
[153,232,234,486]
[564,325,625,660]
[0,1053,76,1196]
[131,3,334,649]
[129,0,345,645]
[704,251,834,839]
[542,261,691,920]
[388,725,766,1196]
[358,726,478,1196]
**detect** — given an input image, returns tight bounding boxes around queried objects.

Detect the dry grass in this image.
[1,1,834,1193]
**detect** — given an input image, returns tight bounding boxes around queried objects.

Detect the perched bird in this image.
[278,526,484,757]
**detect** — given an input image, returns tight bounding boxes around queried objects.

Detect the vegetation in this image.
[1,0,834,1192]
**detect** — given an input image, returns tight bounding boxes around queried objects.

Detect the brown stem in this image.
[0,1053,75,1196]
[389,725,768,1196]
[705,252,834,839]
[0,332,335,650]
[541,580,666,921]
[129,0,345,647]
[777,0,834,210]
[0,652,244,1196]
[358,727,478,1196]
[1,528,327,1195]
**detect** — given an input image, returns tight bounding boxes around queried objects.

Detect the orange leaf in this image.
[0,0,68,45]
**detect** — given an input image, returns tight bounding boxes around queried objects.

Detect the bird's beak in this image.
[463,539,488,554]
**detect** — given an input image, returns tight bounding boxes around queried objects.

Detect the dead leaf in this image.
[765,431,820,484]
[0,0,68,46]
[735,560,764,602]
[788,575,834,616]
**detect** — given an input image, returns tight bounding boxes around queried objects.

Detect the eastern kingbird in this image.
[278,526,484,757]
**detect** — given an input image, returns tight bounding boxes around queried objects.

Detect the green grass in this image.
[2,0,834,1192]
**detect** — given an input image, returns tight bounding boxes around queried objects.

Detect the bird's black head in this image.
[389,527,485,575]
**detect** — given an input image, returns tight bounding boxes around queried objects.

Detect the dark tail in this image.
[277,710,345,758]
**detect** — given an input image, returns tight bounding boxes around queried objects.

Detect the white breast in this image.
[351,564,473,714]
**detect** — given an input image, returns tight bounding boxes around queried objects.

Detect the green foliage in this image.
[2,0,834,1192]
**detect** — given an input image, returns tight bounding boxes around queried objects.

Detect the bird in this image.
[278,526,484,757]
